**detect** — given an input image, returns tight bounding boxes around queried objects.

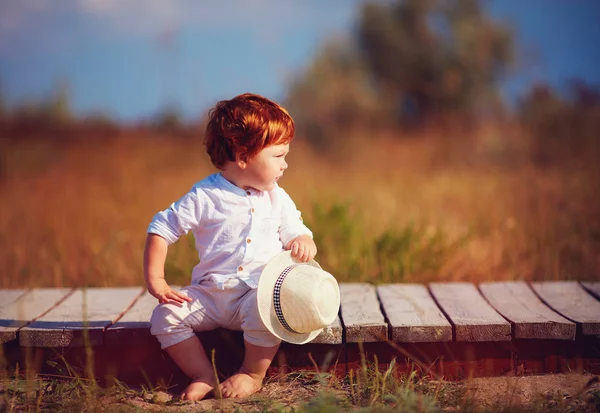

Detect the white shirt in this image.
[147,173,312,289]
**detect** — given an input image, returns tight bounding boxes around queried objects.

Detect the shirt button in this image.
[251,208,255,213]
[246,238,251,244]
[238,266,244,272]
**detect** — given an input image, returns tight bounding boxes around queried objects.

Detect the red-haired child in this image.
[144,93,316,400]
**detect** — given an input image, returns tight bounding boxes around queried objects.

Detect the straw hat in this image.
[257,251,340,344]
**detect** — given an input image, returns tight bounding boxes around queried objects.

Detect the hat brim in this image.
[257,251,324,344]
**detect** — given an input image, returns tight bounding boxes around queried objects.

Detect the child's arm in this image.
[144,233,192,304]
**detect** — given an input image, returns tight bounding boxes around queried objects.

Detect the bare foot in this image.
[219,369,264,399]
[179,380,214,401]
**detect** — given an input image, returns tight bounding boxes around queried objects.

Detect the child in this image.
[143,93,317,401]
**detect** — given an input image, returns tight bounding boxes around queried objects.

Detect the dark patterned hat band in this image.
[272,264,302,333]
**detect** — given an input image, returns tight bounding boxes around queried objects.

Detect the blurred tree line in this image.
[285,0,600,166]
[286,0,514,145]
[0,80,195,139]
[519,80,600,166]
[1,0,598,166]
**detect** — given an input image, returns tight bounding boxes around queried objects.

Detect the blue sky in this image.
[1,0,599,122]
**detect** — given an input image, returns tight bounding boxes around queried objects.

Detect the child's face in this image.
[243,143,289,191]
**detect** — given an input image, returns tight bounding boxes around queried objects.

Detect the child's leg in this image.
[165,336,216,400]
[150,285,220,401]
[219,340,280,398]
[219,285,282,398]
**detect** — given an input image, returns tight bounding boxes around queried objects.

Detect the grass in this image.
[1,124,599,410]
[2,348,599,412]
[1,124,599,289]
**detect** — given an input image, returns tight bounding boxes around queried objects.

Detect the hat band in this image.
[273,264,302,334]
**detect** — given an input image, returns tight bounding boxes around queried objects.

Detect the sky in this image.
[0,0,599,122]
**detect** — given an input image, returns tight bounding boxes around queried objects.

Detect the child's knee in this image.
[150,303,196,349]
[150,302,185,330]
[239,291,280,347]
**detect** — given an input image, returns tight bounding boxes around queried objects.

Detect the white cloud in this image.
[0,0,50,33]
[76,0,187,35]
[0,0,359,56]
[1,0,353,34]
[73,0,341,37]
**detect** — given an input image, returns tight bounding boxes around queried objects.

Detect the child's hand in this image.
[148,279,192,305]
[286,235,317,262]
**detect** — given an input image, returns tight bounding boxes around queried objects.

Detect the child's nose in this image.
[282,161,288,170]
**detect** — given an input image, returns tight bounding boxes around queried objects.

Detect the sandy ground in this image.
[124,372,339,412]
[117,373,600,412]
[463,373,600,409]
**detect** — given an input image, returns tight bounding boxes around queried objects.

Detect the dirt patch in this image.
[114,373,600,412]
[463,373,600,409]
[120,372,342,412]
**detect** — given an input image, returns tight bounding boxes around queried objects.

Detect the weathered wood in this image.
[429,282,511,342]
[0,289,28,309]
[530,281,600,336]
[581,281,600,300]
[339,283,387,342]
[20,287,143,347]
[4,282,599,353]
[105,291,156,346]
[0,289,72,344]
[377,284,452,342]
[313,315,343,344]
[479,281,576,340]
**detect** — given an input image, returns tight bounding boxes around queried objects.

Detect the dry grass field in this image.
[1,123,598,289]
[1,123,600,412]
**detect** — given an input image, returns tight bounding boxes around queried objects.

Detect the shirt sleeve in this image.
[277,186,313,247]
[147,187,202,245]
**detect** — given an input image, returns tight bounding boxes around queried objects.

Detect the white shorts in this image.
[150,278,281,349]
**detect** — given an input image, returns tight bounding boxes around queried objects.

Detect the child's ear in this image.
[236,155,248,169]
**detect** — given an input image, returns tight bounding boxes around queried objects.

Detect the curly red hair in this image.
[204,93,295,170]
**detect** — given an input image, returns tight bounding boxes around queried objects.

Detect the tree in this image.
[358,0,513,122]
[152,104,185,134]
[520,80,600,165]
[44,81,72,122]
[286,0,515,142]
[0,80,5,119]
[286,39,387,148]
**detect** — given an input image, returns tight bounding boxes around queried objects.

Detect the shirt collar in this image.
[215,172,249,197]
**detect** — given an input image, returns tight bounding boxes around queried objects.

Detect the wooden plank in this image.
[0,289,72,344]
[339,283,387,342]
[0,289,28,309]
[377,284,452,342]
[581,281,600,300]
[312,315,343,344]
[479,281,576,340]
[19,287,143,347]
[531,281,600,336]
[105,290,156,345]
[429,282,511,342]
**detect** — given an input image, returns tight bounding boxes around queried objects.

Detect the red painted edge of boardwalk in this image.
[2,330,599,386]
[2,282,599,385]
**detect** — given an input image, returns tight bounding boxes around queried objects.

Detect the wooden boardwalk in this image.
[1,281,600,380]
